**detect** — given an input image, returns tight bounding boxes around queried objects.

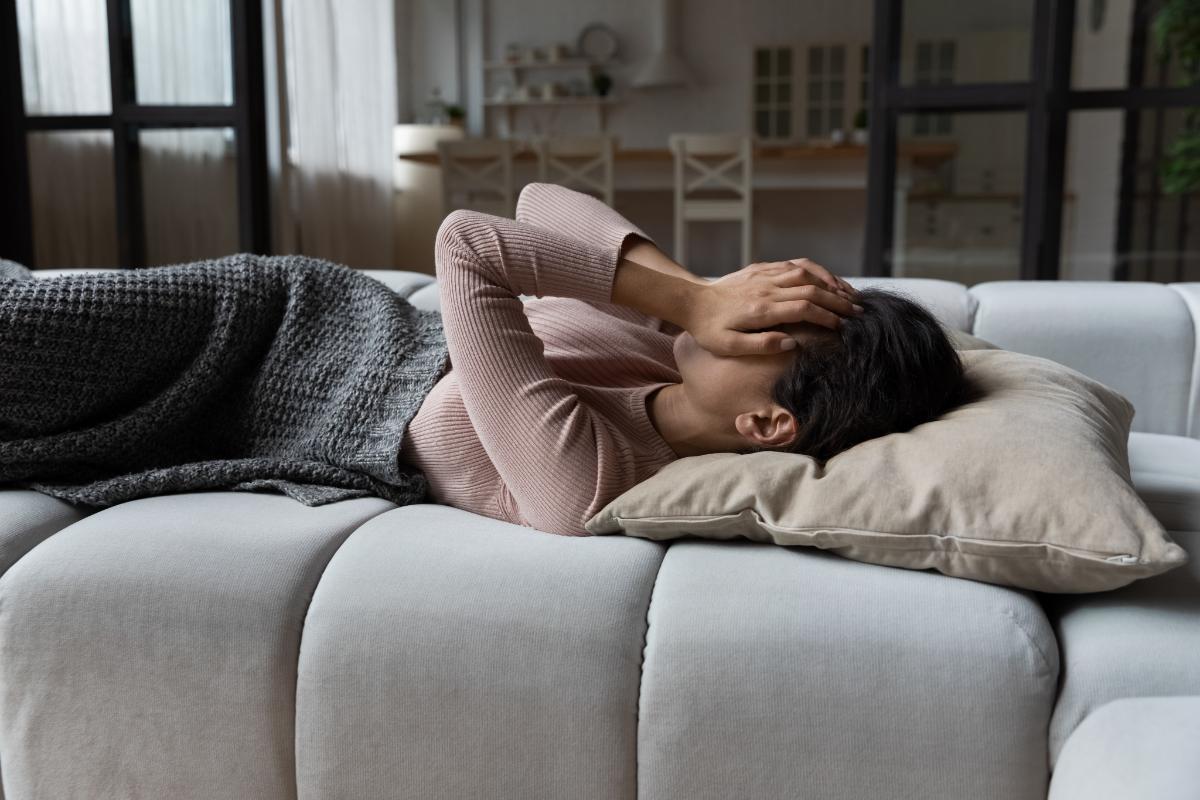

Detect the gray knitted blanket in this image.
[0,255,449,507]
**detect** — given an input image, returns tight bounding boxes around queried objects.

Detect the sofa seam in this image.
[633,543,669,800]
[998,605,1057,679]
[289,502,398,800]
[1165,283,1200,439]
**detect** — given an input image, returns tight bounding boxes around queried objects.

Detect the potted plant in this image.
[446,105,465,129]
[1153,0,1200,193]
[851,108,869,145]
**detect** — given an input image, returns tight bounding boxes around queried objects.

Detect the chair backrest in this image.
[437,139,515,217]
[668,133,755,266]
[534,135,615,206]
[668,133,753,202]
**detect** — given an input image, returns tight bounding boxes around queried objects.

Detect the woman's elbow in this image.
[434,209,496,280]
[521,506,594,538]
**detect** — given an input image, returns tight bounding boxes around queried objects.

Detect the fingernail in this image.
[852,304,864,313]
[780,337,796,350]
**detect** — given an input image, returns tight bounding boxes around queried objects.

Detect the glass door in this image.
[864,0,1200,282]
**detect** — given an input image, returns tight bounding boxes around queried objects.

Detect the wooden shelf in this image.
[484,59,615,71]
[484,97,619,108]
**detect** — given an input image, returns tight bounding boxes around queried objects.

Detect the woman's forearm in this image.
[622,236,708,285]
[611,257,704,329]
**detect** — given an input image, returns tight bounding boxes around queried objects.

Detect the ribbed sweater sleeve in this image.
[515,182,654,252]
[433,206,645,536]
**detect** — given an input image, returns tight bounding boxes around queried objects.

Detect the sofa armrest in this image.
[1049,696,1200,800]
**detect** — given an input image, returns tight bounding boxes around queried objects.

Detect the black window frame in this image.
[864,0,1200,280]
[0,0,269,268]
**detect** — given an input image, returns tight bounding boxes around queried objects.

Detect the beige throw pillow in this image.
[587,349,1188,593]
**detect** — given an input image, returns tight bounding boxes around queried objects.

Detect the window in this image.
[863,0,1200,281]
[753,46,793,141]
[913,40,955,136]
[803,44,847,138]
[0,0,269,268]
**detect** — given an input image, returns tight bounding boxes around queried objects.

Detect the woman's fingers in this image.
[724,330,797,356]
[743,286,860,331]
[785,284,861,317]
[786,258,843,292]
[765,299,844,331]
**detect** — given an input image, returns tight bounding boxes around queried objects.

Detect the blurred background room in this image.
[3,0,1198,284]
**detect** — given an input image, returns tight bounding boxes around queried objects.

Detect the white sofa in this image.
[0,271,1197,800]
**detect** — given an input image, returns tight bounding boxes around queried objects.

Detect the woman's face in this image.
[672,323,835,416]
[673,330,788,410]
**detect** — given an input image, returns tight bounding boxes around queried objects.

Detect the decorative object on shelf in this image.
[492,81,514,102]
[577,23,619,62]
[592,71,614,97]
[446,105,465,128]
[485,34,621,135]
[634,0,693,88]
[851,108,869,145]
[829,128,847,145]
[425,87,449,125]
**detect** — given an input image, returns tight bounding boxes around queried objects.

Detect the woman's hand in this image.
[683,259,863,356]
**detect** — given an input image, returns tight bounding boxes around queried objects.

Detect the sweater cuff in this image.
[534,229,627,306]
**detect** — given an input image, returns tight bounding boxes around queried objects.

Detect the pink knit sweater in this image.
[399,183,683,535]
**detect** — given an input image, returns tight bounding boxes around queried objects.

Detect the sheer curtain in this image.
[282,0,396,268]
[16,0,397,270]
[17,0,116,266]
[131,0,240,266]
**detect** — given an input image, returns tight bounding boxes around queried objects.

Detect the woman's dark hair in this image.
[763,287,982,461]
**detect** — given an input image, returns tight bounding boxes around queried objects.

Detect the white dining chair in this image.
[668,133,754,267]
[437,138,515,217]
[534,135,616,206]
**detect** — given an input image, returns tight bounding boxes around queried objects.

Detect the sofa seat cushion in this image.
[294,504,665,800]
[0,491,393,800]
[1128,432,1200,532]
[1048,696,1200,800]
[1041,536,1200,768]
[636,541,1059,800]
[0,489,89,576]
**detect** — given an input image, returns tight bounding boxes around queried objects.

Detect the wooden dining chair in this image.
[668,133,754,266]
[437,138,515,217]
[534,135,616,206]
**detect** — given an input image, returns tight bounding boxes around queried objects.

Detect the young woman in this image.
[400,183,973,536]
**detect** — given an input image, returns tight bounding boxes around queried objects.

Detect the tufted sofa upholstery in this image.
[0,270,1197,800]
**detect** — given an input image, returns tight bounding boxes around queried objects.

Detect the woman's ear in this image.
[734,406,797,449]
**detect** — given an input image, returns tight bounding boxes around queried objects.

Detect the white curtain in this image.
[281,0,396,268]
[17,0,116,266]
[131,0,240,266]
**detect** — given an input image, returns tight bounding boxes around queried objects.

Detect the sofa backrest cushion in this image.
[970,281,1197,437]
